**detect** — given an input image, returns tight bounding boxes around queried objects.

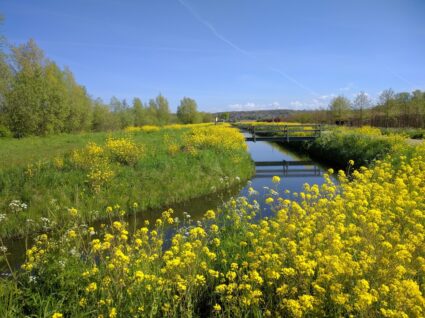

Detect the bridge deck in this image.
[242,124,322,143]
[255,160,316,166]
[254,160,321,176]
[246,136,317,142]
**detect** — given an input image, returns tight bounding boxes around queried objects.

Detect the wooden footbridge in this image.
[254,160,321,177]
[244,124,322,142]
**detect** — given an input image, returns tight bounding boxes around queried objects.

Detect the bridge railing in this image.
[248,124,322,142]
[254,160,321,176]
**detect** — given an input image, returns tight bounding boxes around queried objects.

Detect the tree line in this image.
[287,89,425,128]
[0,33,211,137]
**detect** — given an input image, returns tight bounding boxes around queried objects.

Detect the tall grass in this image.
[0,124,253,238]
[286,126,405,168]
[1,138,424,317]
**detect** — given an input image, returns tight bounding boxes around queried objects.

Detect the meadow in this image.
[0,124,253,238]
[0,125,424,317]
[288,126,404,168]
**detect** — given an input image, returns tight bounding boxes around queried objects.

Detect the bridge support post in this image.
[285,125,289,142]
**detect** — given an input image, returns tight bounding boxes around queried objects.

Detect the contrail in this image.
[385,66,415,87]
[177,0,318,97]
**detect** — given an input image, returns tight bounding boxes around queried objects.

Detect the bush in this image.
[0,125,12,138]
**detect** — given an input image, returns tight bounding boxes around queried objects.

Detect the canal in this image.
[2,135,334,270]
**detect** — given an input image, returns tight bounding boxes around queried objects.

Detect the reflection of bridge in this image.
[254,160,321,177]
[244,125,322,142]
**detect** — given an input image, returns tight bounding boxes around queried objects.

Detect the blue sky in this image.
[2,0,425,112]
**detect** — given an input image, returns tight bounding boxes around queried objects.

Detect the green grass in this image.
[379,127,425,139]
[0,132,111,169]
[0,127,254,238]
[283,127,404,168]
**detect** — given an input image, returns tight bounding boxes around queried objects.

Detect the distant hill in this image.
[214,109,300,121]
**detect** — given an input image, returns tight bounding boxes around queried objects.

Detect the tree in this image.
[110,97,134,128]
[200,112,213,123]
[4,39,47,136]
[63,67,93,132]
[0,14,11,125]
[92,98,119,131]
[219,112,230,121]
[177,97,200,124]
[411,90,425,127]
[4,39,95,136]
[379,89,395,127]
[132,97,146,126]
[329,96,351,123]
[155,94,170,125]
[146,98,159,125]
[394,92,411,127]
[353,92,371,126]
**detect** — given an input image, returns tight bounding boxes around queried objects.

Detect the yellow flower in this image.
[213,303,222,312]
[349,159,355,166]
[79,297,87,307]
[265,197,274,204]
[210,224,219,233]
[68,207,78,217]
[135,271,145,282]
[67,230,77,239]
[204,210,216,219]
[272,175,281,183]
[195,274,206,286]
[52,313,63,318]
[109,307,117,318]
[85,282,97,293]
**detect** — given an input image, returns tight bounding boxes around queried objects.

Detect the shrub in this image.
[105,137,141,166]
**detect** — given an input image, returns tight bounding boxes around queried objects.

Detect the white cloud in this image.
[289,100,304,109]
[339,82,355,92]
[227,101,283,111]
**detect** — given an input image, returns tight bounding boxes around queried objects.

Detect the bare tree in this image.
[353,92,371,126]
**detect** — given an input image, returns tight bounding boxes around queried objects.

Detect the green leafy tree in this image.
[4,39,46,136]
[200,112,213,123]
[219,112,230,121]
[146,98,159,125]
[92,98,119,131]
[132,97,145,126]
[63,67,93,132]
[177,97,200,124]
[155,94,170,125]
[110,97,134,128]
[411,90,425,127]
[329,96,352,123]
[4,39,95,136]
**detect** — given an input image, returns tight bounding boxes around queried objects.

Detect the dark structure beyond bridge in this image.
[244,124,322,142]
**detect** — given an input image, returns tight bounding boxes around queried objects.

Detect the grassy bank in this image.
[0,124,253,238]
[1,132,424,317]
[282,126,405,169]
[379,127,425,139]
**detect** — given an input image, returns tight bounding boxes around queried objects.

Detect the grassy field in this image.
[1,128,424,317]
[281,126,405,168]
[379,127,425,139]
[0,124,254,238]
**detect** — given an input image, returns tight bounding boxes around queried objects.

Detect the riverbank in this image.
[280,126,406,169]
[0,124,254,238]
[1,129,424,317]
